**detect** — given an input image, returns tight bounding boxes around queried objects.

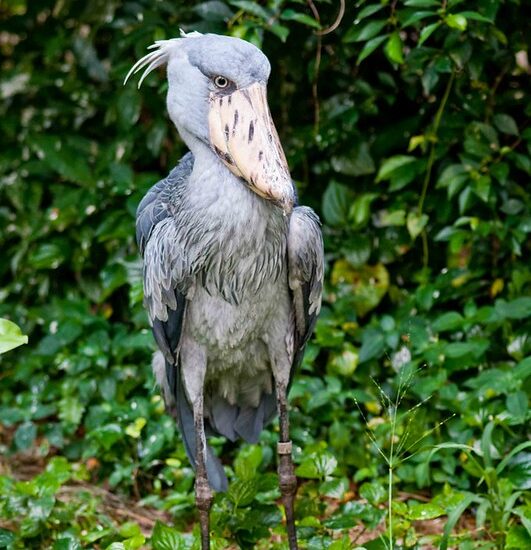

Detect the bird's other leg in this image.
[193,394,212,550]
[181,336,211,550]
[276,380,298,550]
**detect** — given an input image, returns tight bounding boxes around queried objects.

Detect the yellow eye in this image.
[214,75,229,89]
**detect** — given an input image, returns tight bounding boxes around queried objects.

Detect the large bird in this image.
[125,31,323,550]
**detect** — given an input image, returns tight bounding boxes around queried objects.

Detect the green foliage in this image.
[1,0,529,548]
[424,428,531,550]
[0,319,28,354]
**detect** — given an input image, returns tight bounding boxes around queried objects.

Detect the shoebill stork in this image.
[125,31,323,549]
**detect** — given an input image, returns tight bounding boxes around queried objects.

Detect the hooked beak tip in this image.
[276,190,295,215]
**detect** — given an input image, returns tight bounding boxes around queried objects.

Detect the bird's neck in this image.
[182,131,268,212]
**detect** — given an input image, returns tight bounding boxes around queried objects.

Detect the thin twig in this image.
[307,0,322,135]
[418,70,456,216]
[317,0,346,35]
[417,70,455,266]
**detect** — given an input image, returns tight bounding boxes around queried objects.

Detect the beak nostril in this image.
[248,121,254,143]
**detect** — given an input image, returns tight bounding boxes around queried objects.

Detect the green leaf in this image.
[229,0,271,21]
[456,10,493,23]
[432,312,464,332]
[444,340,489,359]
[14,421,37,450]
[331,142,375,176]
[29,135,92,186]
[506,452,531,490]
[506,391,528,423]
[401,11,437,27]
[0,529,15,547]
[125,417,146,439]
[118,521,141,538]
[100,262,128,301]
[59,395,85,428]
[514,357,531,381]
[322,181,352,226]
[320,477,349,499]
[359,481,387,505]
[495,297,531,320]
[117,88,141,129]
[472,175,491,202]
[404,0,439,6]
[445,14,467,31]
[406,212,428,239]
[440,492,478,550]
[228,478,258,506]
[407,501,445,520]
[281,9,321,29]
[496,441,531,476]
[514,506,531,537]
[384,32,404,64]
[506,525,531,548]
[493,113,519,135]
[349,193,378,229]
[234,444,262,480]
[357,4,385,21]
[376,209,406,226]
[28,494,55,521]
[376,155,416,183]
[480,421,495,468]
[0,319,28,354]
[344,20,387,43]
[418,22,441,45]
[151,521,185,550]
[332,261,389,316]
[359,329,385,363]
[356,34,388,64]
[29,242,68,269]
[268,23,289,42]
[296,450,337,479]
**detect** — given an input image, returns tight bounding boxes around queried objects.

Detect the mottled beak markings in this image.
[208,83,295,213]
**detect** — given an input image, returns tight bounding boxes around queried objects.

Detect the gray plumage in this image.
[129,32,324,494]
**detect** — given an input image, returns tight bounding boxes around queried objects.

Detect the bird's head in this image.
[125,31,294,213]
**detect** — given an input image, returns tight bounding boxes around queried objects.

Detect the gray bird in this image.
[125,31,323,550]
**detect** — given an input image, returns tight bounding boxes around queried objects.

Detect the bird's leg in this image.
[276,381,299,550]
[193,395,212,550]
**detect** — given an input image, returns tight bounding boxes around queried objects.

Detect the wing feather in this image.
[137,153,193,376]
[287,206,324,373]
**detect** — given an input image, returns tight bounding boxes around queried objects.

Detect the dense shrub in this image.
[1,0,529,548]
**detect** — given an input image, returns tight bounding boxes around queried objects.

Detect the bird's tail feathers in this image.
[208,392,277,445]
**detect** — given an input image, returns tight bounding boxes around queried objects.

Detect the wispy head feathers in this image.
[123,29,203,88]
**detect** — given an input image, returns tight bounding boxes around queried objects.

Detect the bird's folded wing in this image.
[287,206,324,372]
[136,152,194,363]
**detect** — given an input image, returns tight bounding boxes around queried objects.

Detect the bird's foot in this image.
[195,477,212,550]
[278,441,298,550]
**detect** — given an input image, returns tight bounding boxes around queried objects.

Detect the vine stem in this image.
[316,0,345,35]
[417,71,455,267]
[306,0,322,135]
[417,70,455,216]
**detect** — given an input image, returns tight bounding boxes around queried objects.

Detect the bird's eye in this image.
[214,75,229,89]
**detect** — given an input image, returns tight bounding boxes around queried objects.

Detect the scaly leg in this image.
[193,396,212,550]
[276,381,299,550]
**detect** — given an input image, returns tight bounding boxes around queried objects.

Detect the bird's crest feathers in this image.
[123,29,203,88]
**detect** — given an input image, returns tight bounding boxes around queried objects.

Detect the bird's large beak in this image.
[208,83,294,213]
